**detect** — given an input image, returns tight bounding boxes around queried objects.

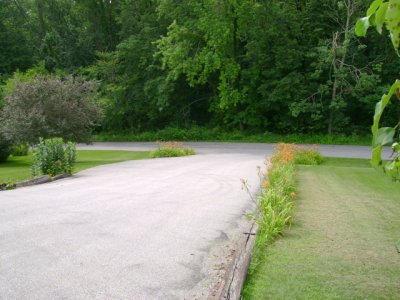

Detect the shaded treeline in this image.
[1,0,399,134]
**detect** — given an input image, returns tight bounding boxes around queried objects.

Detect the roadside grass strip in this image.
[242,156,400,299]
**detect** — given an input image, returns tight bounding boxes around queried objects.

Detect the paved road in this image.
[0,142,389,299]
[78,141,392,159]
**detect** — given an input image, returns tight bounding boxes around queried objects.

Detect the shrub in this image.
[272,143,323,165]
[31,138,76,177]
[0,133,12,163]
[1,75,101,144]
[150,141,195,158]
[11,143,29,156]
[294,146,324,165]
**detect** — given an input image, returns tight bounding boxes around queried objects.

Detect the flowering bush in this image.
[272,143,323,165]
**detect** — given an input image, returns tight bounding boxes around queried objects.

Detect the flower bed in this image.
[248,143,322,273]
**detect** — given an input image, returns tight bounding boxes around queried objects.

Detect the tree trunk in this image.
[328,77,339,135]
[327,0,353,134]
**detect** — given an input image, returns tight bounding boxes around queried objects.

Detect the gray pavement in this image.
[0,142,388,299]
[78,141,392,159]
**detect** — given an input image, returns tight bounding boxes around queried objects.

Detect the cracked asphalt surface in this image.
[0,142,388,299]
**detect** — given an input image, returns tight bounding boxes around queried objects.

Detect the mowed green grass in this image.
[0,150,150,183]
[242,158,400,299]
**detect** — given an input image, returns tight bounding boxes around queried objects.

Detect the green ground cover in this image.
[95,128,371,146]
[242,158,400,299]
[0,150,150,184]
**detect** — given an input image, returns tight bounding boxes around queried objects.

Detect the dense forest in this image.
[1,0,399,135]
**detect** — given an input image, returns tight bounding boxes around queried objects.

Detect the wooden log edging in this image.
[212,222,258,300]
[0,173,71,191]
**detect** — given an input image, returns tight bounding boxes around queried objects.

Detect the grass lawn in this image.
[242,157,400,299]
[0,150,150,184]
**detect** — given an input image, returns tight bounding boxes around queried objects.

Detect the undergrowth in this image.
[95,127,370,145]
[150,141,195,158]
[10,143,29,156]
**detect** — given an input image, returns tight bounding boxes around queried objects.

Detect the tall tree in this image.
[0,0,33,77]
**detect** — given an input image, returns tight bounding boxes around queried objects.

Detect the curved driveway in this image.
[0,142,386,299]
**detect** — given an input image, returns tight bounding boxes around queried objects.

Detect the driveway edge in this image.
[1,174,71,191]
[213,222,258,300]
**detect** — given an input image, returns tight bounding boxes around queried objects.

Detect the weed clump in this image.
[150,142,195,158]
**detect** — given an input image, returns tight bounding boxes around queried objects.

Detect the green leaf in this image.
[374,127,395,147]
[384,160,396,171]
[371,81,400,169]
[384,159,400,179]
[392,142,400,151]
[372,80,400,137]
[385,0,400,52]
[372,145,383,167]
[355,17,371,37]
[389,31,400,53]
[367,0,385,16]
[375,2,389,33]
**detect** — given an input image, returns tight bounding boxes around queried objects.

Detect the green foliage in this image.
[95,127,371,145]
[259,162,295,232]
[356,0,400,52]
[247,144,298,274]
[0,1,33,75]
[156,1,242,109]
[1,75,101,144]
[356,0,400,180]
[1,64,48,94]
[150,148,195,158]
[150,142,195,158]
[31,138,76,177]
[81,0,175,131]
[294,147,324,165]
[11,144,29,156]
[2,0,400,136]
[0,133,12,163]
